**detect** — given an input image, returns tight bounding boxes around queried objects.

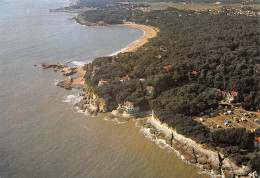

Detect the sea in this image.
[0,0,210,177]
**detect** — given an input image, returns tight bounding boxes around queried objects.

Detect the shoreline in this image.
[120,22,159,53]
[107,110,252,177]
[42,3,256,177]
[146,116,252,177]
[71,19,159,56]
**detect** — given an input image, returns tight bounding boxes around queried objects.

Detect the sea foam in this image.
[103,117,126,124]
[54,79,60,86]
[70,61,87,66]
[63,94,83,105]
[139,127,172,149]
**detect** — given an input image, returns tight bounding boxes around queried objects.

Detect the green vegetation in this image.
[80,3,259,173]
[77,0,260,8]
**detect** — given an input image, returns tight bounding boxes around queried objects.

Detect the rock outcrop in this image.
[62,67,77,76]
[74,91,109,116]
[41,63,64,69]
[56,77,73,90]
[73,15,107,26]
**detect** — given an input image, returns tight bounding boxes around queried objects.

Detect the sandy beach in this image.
[71,23,158,85]
[122,22,159,53]
[72,66,86,86]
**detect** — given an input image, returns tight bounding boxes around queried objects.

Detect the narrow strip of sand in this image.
[122,22,159,53]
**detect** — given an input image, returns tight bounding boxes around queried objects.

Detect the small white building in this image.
[98,80,109,87]
[120,101,139,114]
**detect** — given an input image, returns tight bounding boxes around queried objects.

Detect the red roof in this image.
[191,71,198,75]
[146,86,154,89]
[163,65,172,69]
[124,101,133,106]
[93,66,100,70]
[99,80,108,84]
[122,75,130,81]
[232,91,238,96]
[255,138,260,142]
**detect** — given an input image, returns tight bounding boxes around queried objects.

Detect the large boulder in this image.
[56,80,72,90]
[62,67,77,76]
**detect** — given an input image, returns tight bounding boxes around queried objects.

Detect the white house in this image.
[98,80,109,87]
[121,101,139,114]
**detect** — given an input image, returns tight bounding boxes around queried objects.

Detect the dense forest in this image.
[77,0,260,8]
[79,4,260,172]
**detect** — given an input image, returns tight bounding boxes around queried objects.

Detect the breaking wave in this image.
[103,117,126,124]
[139,127,171,149]
[53,79,60,86]
[138,123,190,164]
[70,61,87,66]
[63,94,83,105]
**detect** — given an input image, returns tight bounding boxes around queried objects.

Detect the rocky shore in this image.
[100,111,256,177]
[143,117,255,177]
[41,63,79,90]
[72,15,108,26]
[40,61,257,177]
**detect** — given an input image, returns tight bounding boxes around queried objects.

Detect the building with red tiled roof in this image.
[163,65,172,69]
[116,75,131,83]
[226,91,239,103]
[121,75,130,82]
[118,101,139,115]
[146,86,155,95]
[191,71,198,75]
[139,78,146,82]
[93,66,100,71]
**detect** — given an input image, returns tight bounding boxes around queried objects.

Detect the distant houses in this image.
[218,89,239,103]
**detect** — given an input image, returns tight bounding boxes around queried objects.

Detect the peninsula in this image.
[46,0,260,177]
